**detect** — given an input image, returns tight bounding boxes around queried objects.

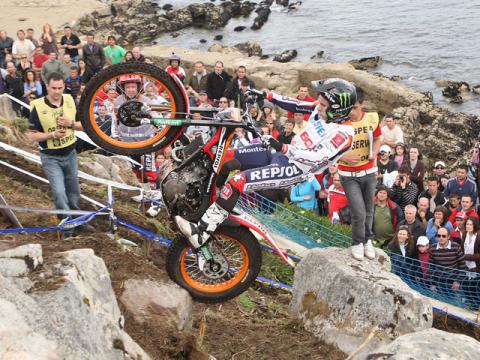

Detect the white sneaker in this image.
[351,243,364,261]
[364,240,376,260]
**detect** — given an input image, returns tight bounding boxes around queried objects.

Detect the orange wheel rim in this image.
[180,235,250,293]
[87,73,179,149]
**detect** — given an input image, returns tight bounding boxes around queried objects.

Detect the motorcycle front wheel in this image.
[79,62,187,155]
[166,226,262,303]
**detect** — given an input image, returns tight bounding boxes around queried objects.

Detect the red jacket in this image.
[448,208,479,225]
[328,185,348,221]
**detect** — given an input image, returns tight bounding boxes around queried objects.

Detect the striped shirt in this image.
[429,241,466,281]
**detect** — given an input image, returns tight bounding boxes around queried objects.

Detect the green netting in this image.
[237,192,480,313]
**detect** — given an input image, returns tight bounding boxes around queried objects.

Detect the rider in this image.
[175,78,357,264]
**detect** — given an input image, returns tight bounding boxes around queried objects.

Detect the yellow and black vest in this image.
[338,112,380,171]
[31,94,77,150]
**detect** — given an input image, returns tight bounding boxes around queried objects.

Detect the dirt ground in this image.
[0,148,345,360]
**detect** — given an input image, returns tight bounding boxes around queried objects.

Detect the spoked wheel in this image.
[79,63,187,155]
[166,226,262,303]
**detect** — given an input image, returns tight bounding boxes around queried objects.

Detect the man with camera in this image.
[390,165,419,213]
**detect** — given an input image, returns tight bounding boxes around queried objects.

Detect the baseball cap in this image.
[455,211,467,219]
[198,89,207,95]
[379,144,391,154]
[434,161,446,168]
[416,236,429,246]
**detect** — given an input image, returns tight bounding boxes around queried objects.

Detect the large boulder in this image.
[0,247,150,359]
[120,278,193,331]
[365,328,480,360]
[289,247,432,359]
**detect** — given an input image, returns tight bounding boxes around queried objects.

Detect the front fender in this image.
[228,212,296,267]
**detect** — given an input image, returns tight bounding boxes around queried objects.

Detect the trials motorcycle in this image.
[79,63,295,302]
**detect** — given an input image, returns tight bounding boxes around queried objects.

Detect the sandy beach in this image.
[0,0,106,35]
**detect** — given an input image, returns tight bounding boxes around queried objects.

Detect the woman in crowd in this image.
[426,205,453,245]
[290,176,321,214]
[264,119,280,139]
[256,101,278,126]
[388,225,416,282]
[405,146,426,192]
[392,142,407,167]
[23,69,42,101]
[78,59,93,85]
[461,216,480,309]
[124,51,134,62]
[16,54,32,75]
[40,23,58,56]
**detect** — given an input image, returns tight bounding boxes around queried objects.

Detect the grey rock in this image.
[251,6,271,30]
[0,249,150,359]
[120,278,193,331]
[472,85,480,95]
[349,56,382,70]
[0,243,43,270]
[310,51,325,60]
[234,25,247,32]
[289,247,432,358]
[214,34,223,41]
[94,7,112,18]
[234,41,263,57]
[162,4,173,11]
[442,81,470,98]
[273,49,298,63]
[0,258,29,277]
[200,39,207,44]
[366,328,480,360]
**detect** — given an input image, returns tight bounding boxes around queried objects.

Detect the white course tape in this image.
[0,93,31,110]
[0,159,106,207]
[0,159,106,208]
[0,141,141,191]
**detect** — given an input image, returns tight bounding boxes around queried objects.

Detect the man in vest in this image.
[338,86,382,260]
[27,72,92,238]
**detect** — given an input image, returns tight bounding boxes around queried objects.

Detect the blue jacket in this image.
[290,178,321,210]
[443,177,477,205]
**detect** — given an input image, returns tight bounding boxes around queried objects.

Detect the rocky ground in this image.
[0,129,345,359]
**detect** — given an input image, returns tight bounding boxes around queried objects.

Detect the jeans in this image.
[340,172,377,245]
[40,150,81,219]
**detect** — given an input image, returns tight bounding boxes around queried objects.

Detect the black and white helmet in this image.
[311,78,357,123]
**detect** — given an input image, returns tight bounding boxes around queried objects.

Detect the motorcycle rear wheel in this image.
[166,226,262,303]
[79,63,187,155]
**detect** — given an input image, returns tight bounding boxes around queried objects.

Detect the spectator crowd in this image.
[1,24,480,308]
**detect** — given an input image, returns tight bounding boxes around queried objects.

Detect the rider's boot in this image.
[175,202,229,249]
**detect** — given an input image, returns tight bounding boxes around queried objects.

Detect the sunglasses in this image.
[219,101,227,103]
[438,234,448,238]
[21,57,27,59]
[435,166,445,169]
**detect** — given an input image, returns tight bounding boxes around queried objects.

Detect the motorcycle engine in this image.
[161,154,212,219]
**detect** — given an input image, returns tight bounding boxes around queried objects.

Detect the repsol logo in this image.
[213,128,227,172]
[250,165,301,181]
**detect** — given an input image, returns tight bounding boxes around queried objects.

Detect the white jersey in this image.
[269,93,354,173]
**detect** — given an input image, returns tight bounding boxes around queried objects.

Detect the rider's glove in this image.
[261,135,284,153]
